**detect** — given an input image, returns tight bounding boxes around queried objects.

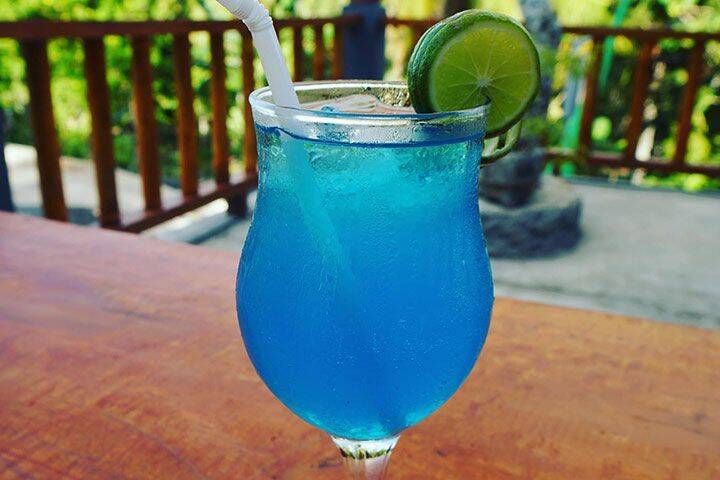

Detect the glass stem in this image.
[331,435,400,480]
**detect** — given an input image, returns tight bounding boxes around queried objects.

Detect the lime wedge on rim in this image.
[408,10,540,137]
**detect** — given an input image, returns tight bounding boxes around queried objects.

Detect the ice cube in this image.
[303,94,415,115]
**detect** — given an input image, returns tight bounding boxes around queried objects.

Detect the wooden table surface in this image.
[1,212,719,480]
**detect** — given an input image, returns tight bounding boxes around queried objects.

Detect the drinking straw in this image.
[216,0,351,270]
[217,0,300,108]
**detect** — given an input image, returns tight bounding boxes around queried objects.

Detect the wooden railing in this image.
[0,17,357,231]
[1,16,718,232]
[557,26,720,177]
[388,19,720,178]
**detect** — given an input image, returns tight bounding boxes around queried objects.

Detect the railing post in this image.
[331,23,345,79]
[342,0,386,80]
[83,37,120,227]
[292,26,305,82]
[228,31,257,218]
[673,41,705,166]
[624,40,655,163]
[172,33,199,198]
[22,39,67,221]
[578,38,604,162]
[0,109,14,213]
[130,35,162,212]
[241,32,257,175]
[209,33,230,186]
[312,24,326,80]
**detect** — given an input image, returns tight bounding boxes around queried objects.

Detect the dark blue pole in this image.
[0,109,14,212]
[342,0,386,80]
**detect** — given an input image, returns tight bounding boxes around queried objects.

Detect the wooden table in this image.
[1,212,719,479]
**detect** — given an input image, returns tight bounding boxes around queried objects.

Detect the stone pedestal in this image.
[480,175,582,258]
[480,147,546,207]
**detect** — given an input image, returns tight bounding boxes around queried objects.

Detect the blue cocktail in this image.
[237,81,493,476]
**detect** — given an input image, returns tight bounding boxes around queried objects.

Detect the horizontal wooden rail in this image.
[548,148,720,177]
[0,16,361,40]
[561,26,720,42]
[385,18,438,29]
[119,174,258,233]
[386,18,720,41]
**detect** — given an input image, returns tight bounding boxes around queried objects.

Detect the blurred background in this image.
[1,0,718,188]
[0,0,718,328]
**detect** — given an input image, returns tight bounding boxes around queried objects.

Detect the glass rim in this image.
[248,80,491,122]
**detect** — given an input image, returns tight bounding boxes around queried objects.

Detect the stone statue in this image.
[478,0,582,257]
[519,0,562,120]
[480,0,560,207]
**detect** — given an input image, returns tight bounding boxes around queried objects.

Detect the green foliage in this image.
[643,172,720,191]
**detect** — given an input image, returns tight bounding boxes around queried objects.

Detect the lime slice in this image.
[408,10,540,136]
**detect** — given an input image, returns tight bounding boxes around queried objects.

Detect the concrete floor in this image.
[6,144,720,328]
[5,144,183,220]
[5,143,234,233]
[489,181,720,329]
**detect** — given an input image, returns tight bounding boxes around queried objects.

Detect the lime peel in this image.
[408,10,541,137]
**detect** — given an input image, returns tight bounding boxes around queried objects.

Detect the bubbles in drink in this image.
[303,94,415,115]
[239,125,493,440]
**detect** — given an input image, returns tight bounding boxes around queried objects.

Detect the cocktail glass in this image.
[237,80,493,479]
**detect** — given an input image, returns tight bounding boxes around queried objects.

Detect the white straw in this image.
[215,0,351,268]
[216,0,300,108]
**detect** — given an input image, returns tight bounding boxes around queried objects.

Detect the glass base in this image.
[331,435,400,480]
